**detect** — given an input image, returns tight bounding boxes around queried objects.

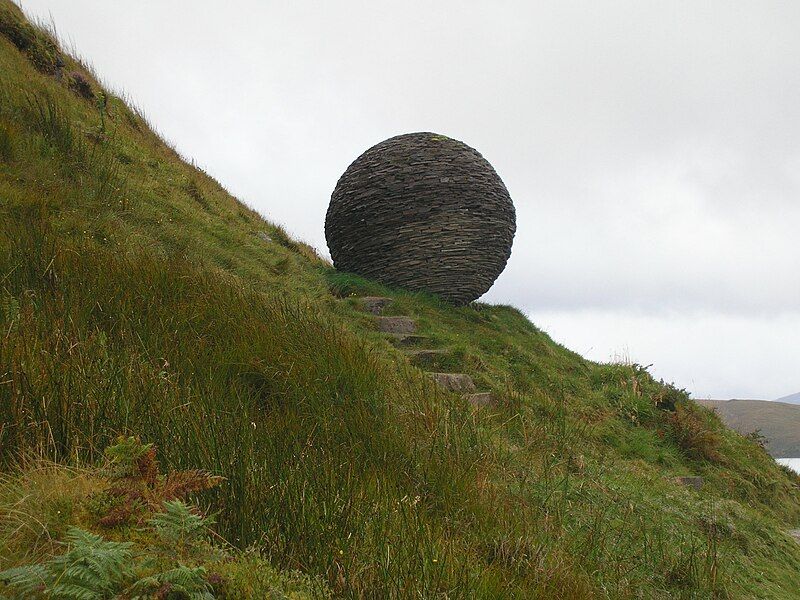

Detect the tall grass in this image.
[0,208,732,598]
[0,211,485,596]
[19,92,126,205]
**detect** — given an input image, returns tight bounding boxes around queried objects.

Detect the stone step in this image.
[464,392,495,408]
[429,372,476,393]
[406,348,452,371]
[387,333,427,347]
[671,476,703,490]
[358,296,393,315]
[376,316,417,334]
[788,530,800,544]
[405,348,448,361]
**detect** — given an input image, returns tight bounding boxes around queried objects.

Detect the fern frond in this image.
[47,527,133,598]
[148,499,214,545]
[128,565,213,600]
[0,528,135,599]
[0,564,50,598]
[49,582,105,599]
[161,469,224,501]
[103,436,156,480]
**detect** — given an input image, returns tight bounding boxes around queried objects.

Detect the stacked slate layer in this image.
[325,132,516,305]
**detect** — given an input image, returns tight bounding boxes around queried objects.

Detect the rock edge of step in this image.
[386,333,426,346]
[429,372,476,393]
[671,476,703,490]
[359,296,393,315]
[406,349,448,361]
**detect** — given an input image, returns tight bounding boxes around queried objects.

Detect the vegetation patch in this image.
[0,4,61,75]
[67,70,94,100]
[0,438,328,599]
[671,401,724,463]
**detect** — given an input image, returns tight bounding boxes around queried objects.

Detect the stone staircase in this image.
[356,296,496,409]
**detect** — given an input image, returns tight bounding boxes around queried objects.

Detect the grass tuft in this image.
[0,4,61,74]
[0,121,12,161]
[671,402,723,463]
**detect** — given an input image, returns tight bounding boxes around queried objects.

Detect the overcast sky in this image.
[20,0,800,400]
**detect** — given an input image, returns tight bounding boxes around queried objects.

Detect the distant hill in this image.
[697,399,800,457]
[776,391,800,405]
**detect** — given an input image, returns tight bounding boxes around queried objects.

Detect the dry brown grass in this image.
[0,458,105,567]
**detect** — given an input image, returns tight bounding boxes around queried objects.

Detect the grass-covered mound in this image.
[1,2,799,597]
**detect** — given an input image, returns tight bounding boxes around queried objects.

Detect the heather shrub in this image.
[68,70,94,99]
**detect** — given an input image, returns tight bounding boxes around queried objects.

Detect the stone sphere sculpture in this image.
[325,132,516,305]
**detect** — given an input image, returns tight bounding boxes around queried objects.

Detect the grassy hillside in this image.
[698,400,800,458]
[1,2,799,597]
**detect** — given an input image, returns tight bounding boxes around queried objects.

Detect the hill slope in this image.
[1,3,799,598]
[777,392,800,405]
[698,399,800,458]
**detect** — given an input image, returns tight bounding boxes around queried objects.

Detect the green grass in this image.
[1,2,799,597]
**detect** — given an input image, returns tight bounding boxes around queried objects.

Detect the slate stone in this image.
[406,349,448,361]
[375,316,417,334]
[672,476,704,490]
[325,132,516,305]
[429,372,476,392]
[359,296,393,315]
[386,333,427,347]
